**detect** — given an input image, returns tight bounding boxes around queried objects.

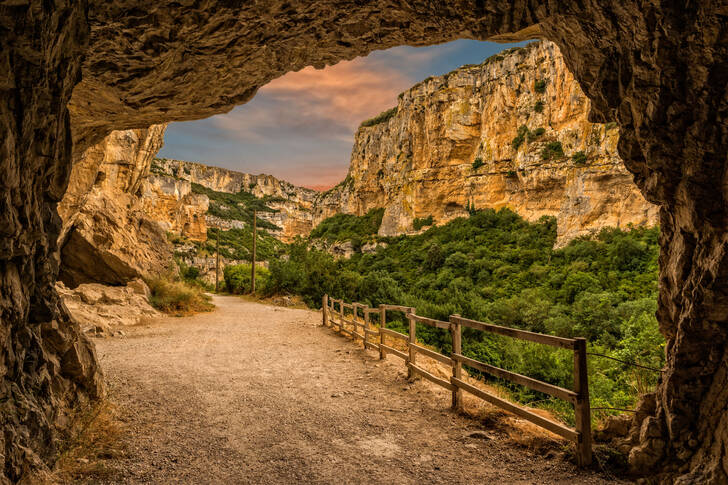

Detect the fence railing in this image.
[322,294,592,466]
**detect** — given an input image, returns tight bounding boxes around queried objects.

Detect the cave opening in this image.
[2,2,727,483]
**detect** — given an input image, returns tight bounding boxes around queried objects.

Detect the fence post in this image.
[574,337,592,466]
[449,315,463,411]
[322,294,328,327]
[379,304,386,360]
[407,311,416,379]
[364,307,370,349]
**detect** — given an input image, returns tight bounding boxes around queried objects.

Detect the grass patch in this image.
[145,276,214,315]
[360,107,397,128]
[50,400,124,483]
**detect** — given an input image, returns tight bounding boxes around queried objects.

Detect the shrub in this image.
[511,125,529,150]
[534,101,544,113]
[541,141,564,160]
[413,215,434,231]
[471,157,484,170]
[527,127,545,142]
[360,107,397,128]
[145,276,214,315]
[506,170,517,177]
[309,208,385,242]
[534,79,547,93]
[572,151,588,165]
[224,264,270,294]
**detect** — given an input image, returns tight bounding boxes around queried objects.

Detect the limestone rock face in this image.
[141,175,209,241]
[56,279,160,335]
[2,1,727,483]
[313,41,658,246]
[58,125,174,287]
[153,159,317,242]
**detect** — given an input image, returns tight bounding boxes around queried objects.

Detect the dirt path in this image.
[90,295,622,484]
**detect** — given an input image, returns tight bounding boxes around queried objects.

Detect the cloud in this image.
[211,56,418,144]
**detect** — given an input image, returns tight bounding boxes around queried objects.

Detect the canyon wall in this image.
[313,41,658,246]
[58,126,175,287]
[152,159,318,242]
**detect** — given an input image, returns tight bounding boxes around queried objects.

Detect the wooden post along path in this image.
[251,209,257,294]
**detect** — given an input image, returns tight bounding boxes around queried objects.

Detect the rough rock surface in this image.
[56,279,159,335]
[141,174,209,242]
[153,159,317,242]
[313,41,657,246]
[2,1,727,483]
[58,126,174,287]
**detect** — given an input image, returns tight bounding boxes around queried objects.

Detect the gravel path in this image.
[92,295,622,484]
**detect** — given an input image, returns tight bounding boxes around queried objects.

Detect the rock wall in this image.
[153,159,317,242]
[58,126,175,287]
[313,41,658,246]
[141,175,209,242]
[3,1,727,482]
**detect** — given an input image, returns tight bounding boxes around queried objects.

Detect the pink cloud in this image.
[211,56,417,143]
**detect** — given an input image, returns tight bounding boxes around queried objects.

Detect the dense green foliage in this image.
[572,151,588,165]
[413,215,434,231]
[472,157,484,170]
[511,125,529,150]
[203,227,284,262]
[224,263,270,294]
[541,141,564,160]
[309,208,385,242]
[361,107,398,128]
[190,183,280,231]
[268,209,663,423]
[534,101,544,113]
[534,79,547,93]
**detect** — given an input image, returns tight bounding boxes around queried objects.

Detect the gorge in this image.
[2,2,727,483]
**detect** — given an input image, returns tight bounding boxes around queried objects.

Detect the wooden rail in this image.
[322,295,592,466]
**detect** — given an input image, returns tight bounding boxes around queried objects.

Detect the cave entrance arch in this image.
[3,2,726,483]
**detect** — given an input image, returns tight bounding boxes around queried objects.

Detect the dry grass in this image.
[49,400,125,484]
[146,276,215,316]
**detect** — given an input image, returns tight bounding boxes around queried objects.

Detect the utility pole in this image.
[215,229,220,292]
[251,210,257,294]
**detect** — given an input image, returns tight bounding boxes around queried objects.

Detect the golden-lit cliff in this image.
[312,41,657,246]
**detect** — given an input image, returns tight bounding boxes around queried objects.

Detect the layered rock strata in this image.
[58,126,174,287]
[313,41,657,246]
[2,2,727,482]
[153,159,317,242]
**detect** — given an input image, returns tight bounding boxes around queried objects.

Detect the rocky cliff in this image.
[313,41,658,246]
[152,158,318,242]
[59,126,176,287]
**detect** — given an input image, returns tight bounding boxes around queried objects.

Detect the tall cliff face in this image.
[59,125,176,287]
[152,159,318,242]
[313,41,657,246]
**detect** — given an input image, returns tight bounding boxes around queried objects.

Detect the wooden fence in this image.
[322,294,592,466]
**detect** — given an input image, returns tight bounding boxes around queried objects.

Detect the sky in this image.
[158,40,527,191]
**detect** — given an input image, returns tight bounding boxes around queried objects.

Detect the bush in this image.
[511,125,529,150]
[413,215,434,230]
[534,101,544,113]
[471,157,484,170]
[309,208,385,242]
[541,141,564,160]
[534,79,547,93]
[273,207,663,421]
[360,107,397,128]
[572,151,587,165]
[224,264,270,294]
[145,276,214,315]
[527,127,545,142]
